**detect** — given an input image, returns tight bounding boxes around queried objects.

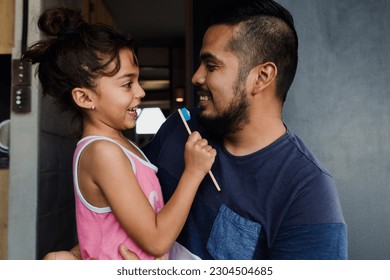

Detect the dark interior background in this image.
[0,55,11,166]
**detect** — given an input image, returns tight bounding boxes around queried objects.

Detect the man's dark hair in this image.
[205,0,298,102]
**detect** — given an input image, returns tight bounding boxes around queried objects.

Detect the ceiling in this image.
[102,0,185,40]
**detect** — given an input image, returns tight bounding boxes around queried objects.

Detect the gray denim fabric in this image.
[207,204,261,259]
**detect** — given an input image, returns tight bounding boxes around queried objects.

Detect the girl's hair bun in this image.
[37,7,85,37]
[24,7,135,138]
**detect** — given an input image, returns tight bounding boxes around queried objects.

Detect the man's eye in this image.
[206,64,217,71]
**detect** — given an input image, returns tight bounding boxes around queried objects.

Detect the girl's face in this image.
[93,48,145,132]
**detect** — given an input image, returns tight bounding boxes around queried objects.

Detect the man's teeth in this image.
[200,96,210,101]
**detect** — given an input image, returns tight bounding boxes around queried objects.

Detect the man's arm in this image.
[271,173,348,259]
[270,223,348,259]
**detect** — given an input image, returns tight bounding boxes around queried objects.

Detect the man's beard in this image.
[197,85,249,140]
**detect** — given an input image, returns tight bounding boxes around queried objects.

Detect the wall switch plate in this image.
[12,86,31,113]
[11,59,32,113]
[12,59,31,86]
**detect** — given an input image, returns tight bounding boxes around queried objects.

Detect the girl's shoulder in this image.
[78,136,130,164]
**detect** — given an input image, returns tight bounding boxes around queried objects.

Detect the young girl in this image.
[24,8,216,260]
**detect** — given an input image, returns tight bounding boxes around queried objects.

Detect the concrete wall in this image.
[279,0,390,259]
[8,0,41,260]
[8,0,82,260]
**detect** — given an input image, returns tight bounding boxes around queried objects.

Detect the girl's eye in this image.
[123,82,133,89]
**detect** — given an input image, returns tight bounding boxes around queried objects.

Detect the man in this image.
[141,0,347,259]
[47,0,347,260]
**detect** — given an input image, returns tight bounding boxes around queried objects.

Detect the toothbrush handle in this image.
[178,109,221,192]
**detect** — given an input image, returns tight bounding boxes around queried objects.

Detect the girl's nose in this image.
[136,83,146,99]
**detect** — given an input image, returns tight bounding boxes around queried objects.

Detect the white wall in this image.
[8,0,41,260]
[8,0,83,260]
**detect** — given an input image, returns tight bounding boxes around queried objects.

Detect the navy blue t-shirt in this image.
[143,109,347,259]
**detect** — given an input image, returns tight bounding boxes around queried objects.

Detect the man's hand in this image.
[119,244,168,260]
[118,243,141,260]
[42,245,81,260]
[43,243,166,260]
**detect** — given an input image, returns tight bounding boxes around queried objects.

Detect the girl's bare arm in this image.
[80,132,215,257]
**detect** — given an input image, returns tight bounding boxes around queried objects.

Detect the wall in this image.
[279,0,390,259]
[0,0,15,54]
[37,99,78,259]
[0,169,9,259]
[8,0,40,260]
[8,0,83,260]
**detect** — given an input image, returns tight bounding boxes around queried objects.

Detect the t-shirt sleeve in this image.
[271,173,348,259]
[270,223,348,259]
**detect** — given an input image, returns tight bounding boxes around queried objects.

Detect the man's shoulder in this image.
[282,131,333,178]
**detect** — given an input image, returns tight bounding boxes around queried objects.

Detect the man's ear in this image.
[252,62,277,94]
[71,88,96,110]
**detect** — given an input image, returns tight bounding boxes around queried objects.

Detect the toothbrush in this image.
[178,108,221,192]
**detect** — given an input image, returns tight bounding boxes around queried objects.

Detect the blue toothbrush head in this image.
[180,107,191,121]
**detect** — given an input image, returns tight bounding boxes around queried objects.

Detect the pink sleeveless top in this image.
[73,136,165,260]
